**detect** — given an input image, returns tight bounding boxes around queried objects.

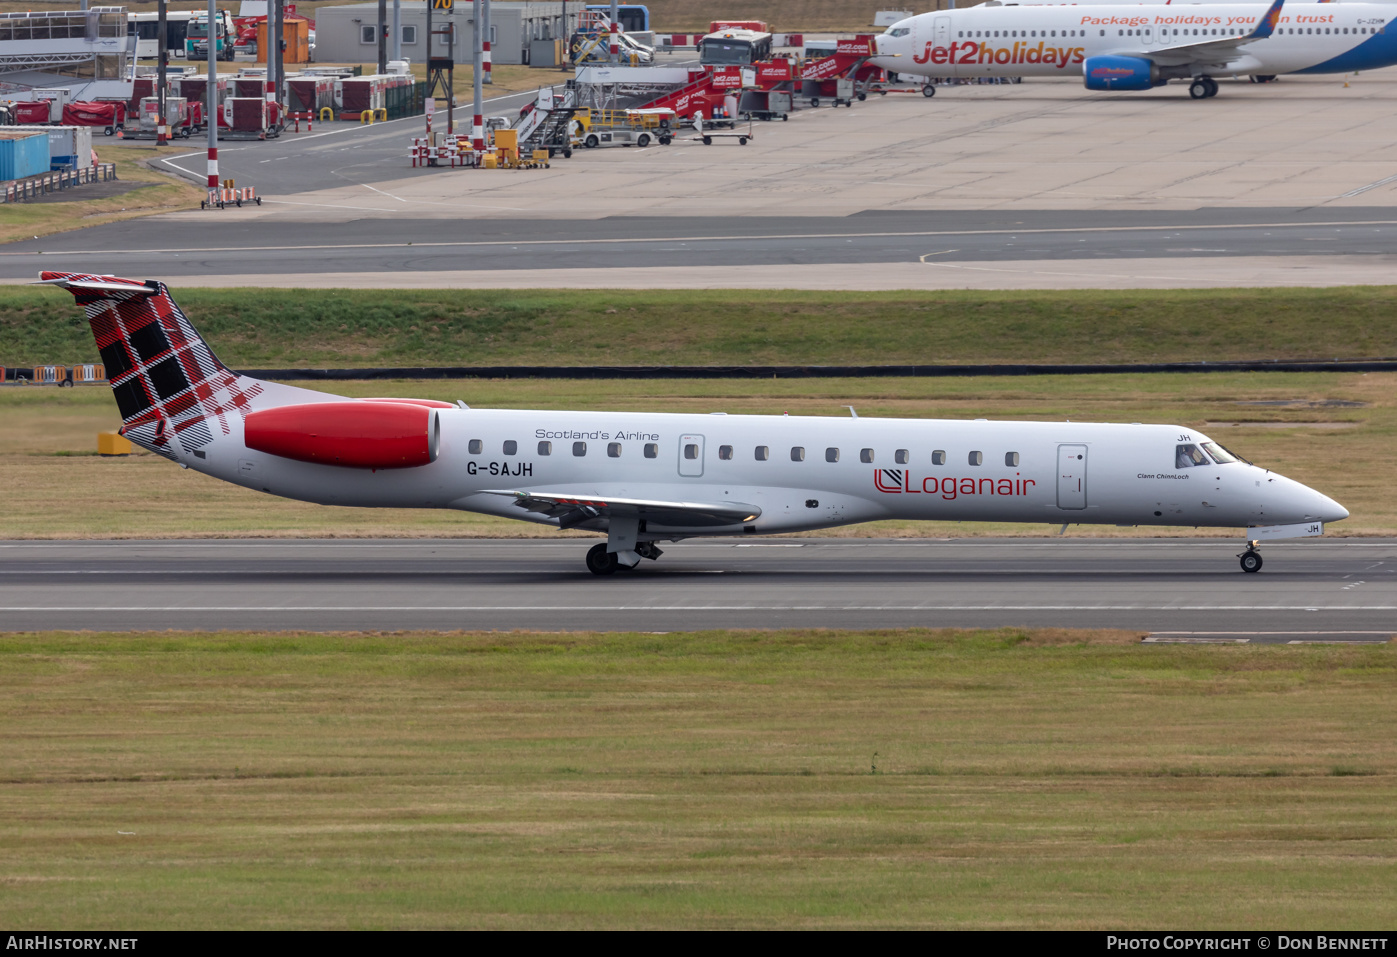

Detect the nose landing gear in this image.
[1239,541,1263,573]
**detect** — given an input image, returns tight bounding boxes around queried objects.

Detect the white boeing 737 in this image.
[41,273,1347,574]
[873,0,1396,97]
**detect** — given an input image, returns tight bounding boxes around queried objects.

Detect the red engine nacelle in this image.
[244,401,441,469]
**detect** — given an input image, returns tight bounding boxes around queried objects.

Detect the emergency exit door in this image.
[1057,444,1088,509]
[679,434,705,477]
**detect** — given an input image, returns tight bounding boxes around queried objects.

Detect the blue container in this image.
[0,131,51,181]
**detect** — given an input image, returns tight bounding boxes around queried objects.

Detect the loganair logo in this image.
[913,41,1085,68]
[874,469,1037,500]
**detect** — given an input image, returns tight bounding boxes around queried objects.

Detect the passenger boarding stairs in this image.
[515,86,576,152]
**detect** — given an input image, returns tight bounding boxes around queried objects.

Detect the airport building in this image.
[313,1,580,66]
[0,6,133,100]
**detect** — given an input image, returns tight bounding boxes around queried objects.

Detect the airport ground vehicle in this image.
[571,107,671,148]
[39,273,1348,576]
[699,27,774,66]
[186,10,236,61]
[871,0,1397,98]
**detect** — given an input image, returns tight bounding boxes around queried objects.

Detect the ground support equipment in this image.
[201,185,261,209]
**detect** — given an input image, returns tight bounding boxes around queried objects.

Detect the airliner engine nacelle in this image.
[1082,56,1161,91]
[244,401,442,469]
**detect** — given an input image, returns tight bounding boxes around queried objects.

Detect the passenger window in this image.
[791,446,805,462]
[608,442,621,458]
[573,441,587,457]
[719,445,734,460]
[895,449,909,465]
[860,448,874,464]
[644,443,658,458]
[1005,452,1019,467]
[755,445,769,461]
[1175,443,1209,468]
[503,440,517,456]
[468,439,483,454]
[969,451,983,466]
[538,441,552,456]
[825,447,840,463]
[684,443,699,460]
[932,450,946,466]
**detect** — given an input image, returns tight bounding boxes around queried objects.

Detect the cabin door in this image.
[1057,444,1088,509]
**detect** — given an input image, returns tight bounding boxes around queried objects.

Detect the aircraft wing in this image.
[478,489,762,529]
[1120,0,1283,67]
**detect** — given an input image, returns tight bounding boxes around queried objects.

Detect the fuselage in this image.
[186,406,1347,538]
[872,2,1396,79]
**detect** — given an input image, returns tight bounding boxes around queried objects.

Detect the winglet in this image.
[1250,0,1284,39]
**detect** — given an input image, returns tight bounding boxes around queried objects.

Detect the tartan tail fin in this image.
[37,271,266,460]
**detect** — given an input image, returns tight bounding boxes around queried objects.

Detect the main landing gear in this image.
[1189,76,1219,99]
[586,541,664,576]
[1239,542,1263,574]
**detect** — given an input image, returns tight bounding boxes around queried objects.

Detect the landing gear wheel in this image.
[922,84,936,98]
[1190,78,1210,99]
[1240,549,1263,574]
[1205,77,1219,97]
[586,543,619,576]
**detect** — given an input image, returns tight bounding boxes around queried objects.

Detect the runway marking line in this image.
[3,605,1396,612]
[14,219,1397,259]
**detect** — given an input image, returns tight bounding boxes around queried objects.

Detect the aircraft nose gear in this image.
[1239,542,1263,574]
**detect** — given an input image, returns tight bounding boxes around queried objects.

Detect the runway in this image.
[7,208,1397,282]
[2,538,1393,637]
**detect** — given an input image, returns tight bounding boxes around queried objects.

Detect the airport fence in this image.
[1,162,117,204]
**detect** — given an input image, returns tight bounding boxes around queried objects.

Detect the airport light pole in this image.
[482,0,491,84]
[206,0,218,198]
[377,0,387,73]
[392,0,401,61]
[471,0,482,148]
[156,0,167,145]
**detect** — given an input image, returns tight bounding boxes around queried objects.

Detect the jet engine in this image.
[1082,55,1161,91]
[244,401,441,469]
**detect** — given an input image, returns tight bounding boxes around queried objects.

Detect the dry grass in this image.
[0,371,1388,539]
[0,628,1392,928]
[0,141,204,245]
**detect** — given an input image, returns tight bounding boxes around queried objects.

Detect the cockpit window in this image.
[1176,443,1210,468]
[1201,441,1238,465]
[886,26,910,36]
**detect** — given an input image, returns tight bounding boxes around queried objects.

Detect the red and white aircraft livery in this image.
[873,0,1397,98]
[41,273,1347,575]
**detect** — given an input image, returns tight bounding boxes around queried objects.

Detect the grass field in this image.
[0,371,1388,538]
[0,142,203,246]
[5,286,1397,369]
[0,628,1392,929]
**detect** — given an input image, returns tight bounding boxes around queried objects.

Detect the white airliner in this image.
[40,272,1347,574]
[873,0,1397,97]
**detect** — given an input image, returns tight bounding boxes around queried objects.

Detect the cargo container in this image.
[61,101,126,135]
[139,97,194,137]
[286,75,335,113]
[13,126,94,171]
[224,97,268,133]
[234,75,266,99]
[12,101,56,125]
[172,75,229,112]
[0,130,50,181]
